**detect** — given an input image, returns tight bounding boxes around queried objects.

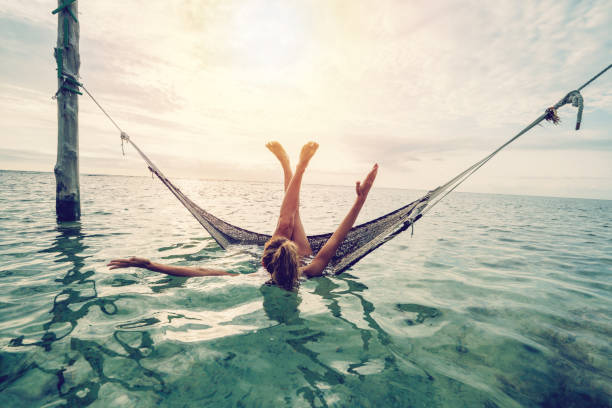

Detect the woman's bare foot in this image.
[298,141,319,168]
[265,141,291,167]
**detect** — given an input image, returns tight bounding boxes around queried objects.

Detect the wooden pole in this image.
[54,0,81,221]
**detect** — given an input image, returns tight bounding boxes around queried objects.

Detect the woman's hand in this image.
[356,164,378,201]
[303,163,379,278]
[107,257,151,270]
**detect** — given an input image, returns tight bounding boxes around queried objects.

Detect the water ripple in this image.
[0,170,611,407]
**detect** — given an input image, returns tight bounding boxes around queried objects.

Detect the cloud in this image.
[0,0,611,198]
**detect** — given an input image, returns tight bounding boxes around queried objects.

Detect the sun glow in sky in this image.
[0,0,611,198]
[233,1,307,74]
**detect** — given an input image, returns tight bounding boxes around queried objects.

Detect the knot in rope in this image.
[120,132,129,156]
[53,72,83,99]
[566,90,584,130]
[545,89,584,130]
[544,107,560,125]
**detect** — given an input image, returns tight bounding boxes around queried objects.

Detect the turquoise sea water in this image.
[0,169,610,407]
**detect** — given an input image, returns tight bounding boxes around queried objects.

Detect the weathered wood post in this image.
[53,0,81,221]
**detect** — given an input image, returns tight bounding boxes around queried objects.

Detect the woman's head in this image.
[261,236,300,291]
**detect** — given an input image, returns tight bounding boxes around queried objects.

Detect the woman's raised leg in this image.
[266,141,313,256]
[266,141,293,191]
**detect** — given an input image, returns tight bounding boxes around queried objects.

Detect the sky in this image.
[1,0,611,199]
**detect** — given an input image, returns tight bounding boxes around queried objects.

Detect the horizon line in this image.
[2,168,610,203]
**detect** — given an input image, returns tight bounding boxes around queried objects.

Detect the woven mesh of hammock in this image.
[152,166,433,274]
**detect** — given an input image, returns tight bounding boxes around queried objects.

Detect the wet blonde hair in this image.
[261,236,300,291]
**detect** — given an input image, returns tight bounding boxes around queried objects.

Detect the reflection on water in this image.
[1,171,611,407]
[5,221,413,407]
[261,284,345,406]
[149,276,188,293]
[12,224,117,350]
[261,284,302,325]
[257,274,443,406]
[5,223,168,406]
[396,303,441,326]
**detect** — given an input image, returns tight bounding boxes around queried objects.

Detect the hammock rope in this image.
[76,64,610,274]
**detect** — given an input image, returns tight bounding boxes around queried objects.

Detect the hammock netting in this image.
[148,160,435,275]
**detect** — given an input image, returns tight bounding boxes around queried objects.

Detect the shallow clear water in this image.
[0,169,610,407]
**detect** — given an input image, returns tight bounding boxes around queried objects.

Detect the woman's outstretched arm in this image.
[301,164,378,278]
[107,257,238,277]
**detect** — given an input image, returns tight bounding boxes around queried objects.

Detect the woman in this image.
[108,141,378,290]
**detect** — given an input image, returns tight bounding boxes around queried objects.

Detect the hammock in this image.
[77,65,609,274]
[125,136,433,274]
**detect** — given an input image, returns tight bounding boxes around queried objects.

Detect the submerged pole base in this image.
[56,198,81,222]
